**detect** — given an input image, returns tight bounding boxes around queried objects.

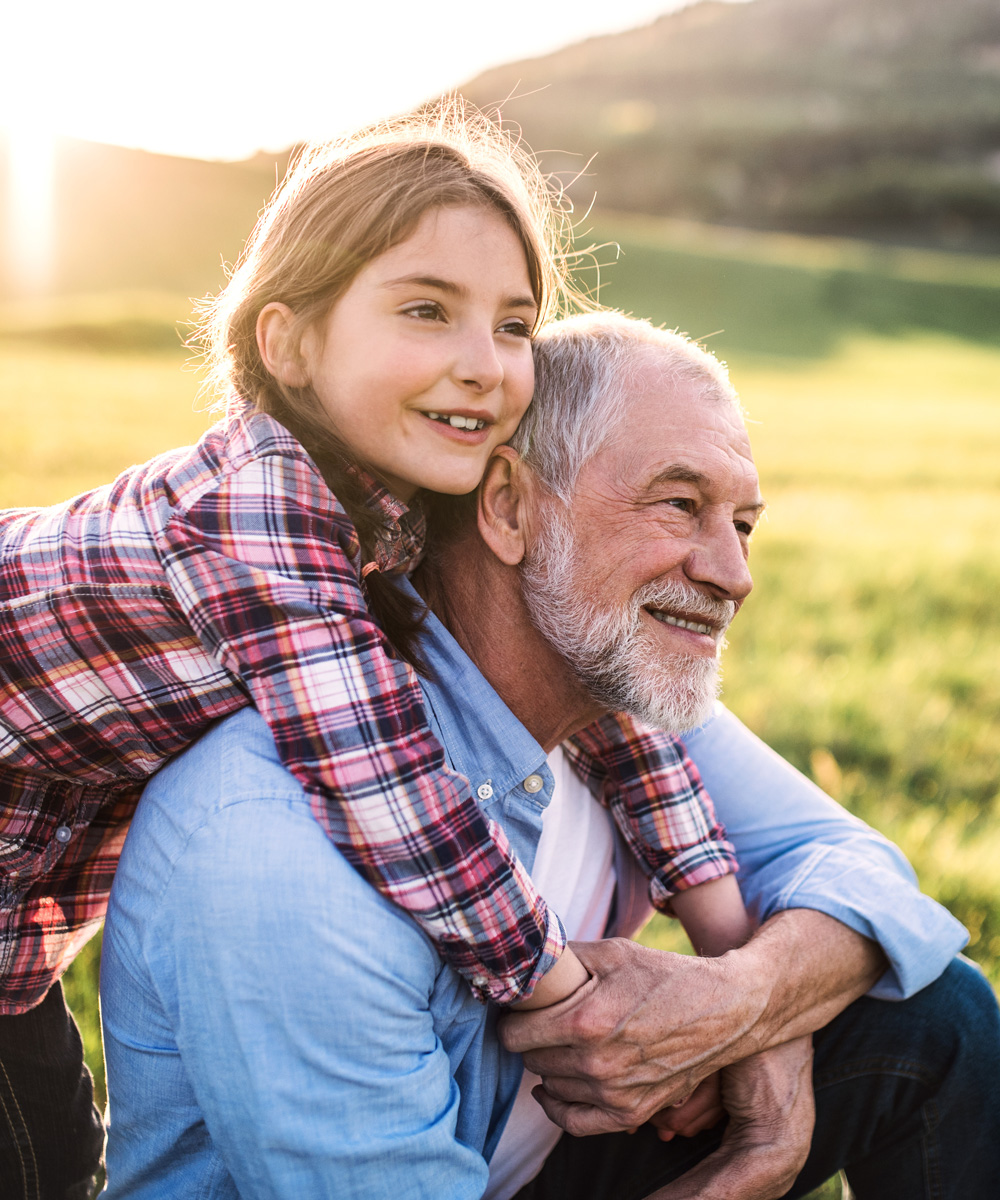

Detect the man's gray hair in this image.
[510,311,740,501]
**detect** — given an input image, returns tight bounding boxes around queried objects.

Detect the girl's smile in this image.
[265,204,538,502]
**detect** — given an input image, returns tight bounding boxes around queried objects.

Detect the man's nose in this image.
[684,522,754,603]
[453,327,504,394]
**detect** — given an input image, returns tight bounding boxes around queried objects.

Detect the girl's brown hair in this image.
[196,100,577,670]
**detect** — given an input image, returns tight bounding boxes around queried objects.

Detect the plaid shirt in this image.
[0,407,735,1013]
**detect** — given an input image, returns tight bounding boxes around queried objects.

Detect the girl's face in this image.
[299,204,538,501]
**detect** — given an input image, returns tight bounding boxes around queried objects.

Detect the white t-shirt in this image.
[482,746,619,1200]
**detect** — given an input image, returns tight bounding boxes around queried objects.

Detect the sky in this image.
[1,0,749,161]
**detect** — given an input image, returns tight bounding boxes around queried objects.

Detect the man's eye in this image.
[497,318,532,338]
[735,520,755,537]
[665,498,695,513]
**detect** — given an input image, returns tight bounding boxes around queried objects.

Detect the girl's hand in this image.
[647,1072,725,1141]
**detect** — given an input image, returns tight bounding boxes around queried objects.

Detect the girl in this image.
[0,103,745,1192]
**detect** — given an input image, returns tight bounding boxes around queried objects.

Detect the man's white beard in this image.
[520,504,736,733]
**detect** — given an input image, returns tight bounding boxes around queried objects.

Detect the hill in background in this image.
[461,0,1000,250]
[2,0,999,308]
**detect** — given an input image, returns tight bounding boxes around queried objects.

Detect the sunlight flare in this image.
[5,122,56,294]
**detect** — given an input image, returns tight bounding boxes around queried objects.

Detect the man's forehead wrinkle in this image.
[573,368,760,510]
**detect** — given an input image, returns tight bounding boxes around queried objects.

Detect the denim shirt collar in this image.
[409,589,554,864]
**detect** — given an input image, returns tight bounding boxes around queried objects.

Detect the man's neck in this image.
[414,534,605,752]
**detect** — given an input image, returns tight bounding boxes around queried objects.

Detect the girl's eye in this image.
[403,302,446,322]
[497,317,532,338]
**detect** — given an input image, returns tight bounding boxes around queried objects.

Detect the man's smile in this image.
[646,607,717,637]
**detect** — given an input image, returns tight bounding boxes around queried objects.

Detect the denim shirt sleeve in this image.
[681,705,969,1000]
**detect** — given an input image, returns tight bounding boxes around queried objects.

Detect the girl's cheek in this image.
[510,370,535,419]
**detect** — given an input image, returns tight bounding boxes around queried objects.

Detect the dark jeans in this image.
[0,981,104,1200]
[517,957,1000,1200]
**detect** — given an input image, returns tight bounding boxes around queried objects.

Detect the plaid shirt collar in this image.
[236,406,426,578]
[354,469,426,578]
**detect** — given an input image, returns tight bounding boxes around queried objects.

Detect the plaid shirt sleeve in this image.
[565,712,737,911]
[158,447,563,1005]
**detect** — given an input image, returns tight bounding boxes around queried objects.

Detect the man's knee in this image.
[799,956,1000,1199]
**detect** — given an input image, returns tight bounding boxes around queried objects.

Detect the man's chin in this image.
[599,653,721,734]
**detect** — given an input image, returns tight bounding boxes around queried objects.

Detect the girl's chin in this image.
[412,462,488,498]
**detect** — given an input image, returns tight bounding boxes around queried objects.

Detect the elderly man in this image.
[100,313,998,1199]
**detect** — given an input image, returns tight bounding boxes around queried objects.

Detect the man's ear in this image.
[256,302,310,387]
[478,446,533,566]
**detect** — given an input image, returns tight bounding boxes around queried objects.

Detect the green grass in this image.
[3,223,997,1177]
[723,334,1000,985]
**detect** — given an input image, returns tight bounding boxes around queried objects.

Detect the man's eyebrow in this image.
[382,275,537,309]
[647,464,767,514]
[649,465,711,489]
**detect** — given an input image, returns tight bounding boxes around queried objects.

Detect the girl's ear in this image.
[257,303,310,387]
[478,446,532,566]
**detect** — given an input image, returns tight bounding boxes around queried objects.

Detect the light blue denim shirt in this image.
[101,604,967,1199]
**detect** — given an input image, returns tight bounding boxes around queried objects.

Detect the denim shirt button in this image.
[522,774,544,794]
[55,825,73,844]
[476,782,494,801]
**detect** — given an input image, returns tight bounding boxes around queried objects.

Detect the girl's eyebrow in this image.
[382,274,537,310]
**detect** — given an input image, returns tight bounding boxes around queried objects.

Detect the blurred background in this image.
[2,3,998,1194]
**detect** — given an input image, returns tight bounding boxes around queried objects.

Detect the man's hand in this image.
[499,914,885,1137]
[500,938,770,1135]
[648,1037,815,1200]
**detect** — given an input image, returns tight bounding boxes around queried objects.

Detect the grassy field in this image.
[1,221,997,1200]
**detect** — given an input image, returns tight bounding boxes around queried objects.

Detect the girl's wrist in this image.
[511,947,590,1011]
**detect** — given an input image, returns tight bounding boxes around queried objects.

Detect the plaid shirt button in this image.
[54,826,73,844]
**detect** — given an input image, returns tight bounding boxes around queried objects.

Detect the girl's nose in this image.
[454,328,504,394]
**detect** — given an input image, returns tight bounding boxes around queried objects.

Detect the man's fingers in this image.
[516,1046,591,1077]
[535,1071,695,1119]
[498,994,587,1056]
[530,1086,636,1137]
[532,1073,607,1105]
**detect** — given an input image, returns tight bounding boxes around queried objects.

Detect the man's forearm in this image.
[725,908,887,1059]
[682,705,967,1000]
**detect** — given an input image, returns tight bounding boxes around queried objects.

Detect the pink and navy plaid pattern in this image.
[0,406,734,1013]
[567,714,736,910]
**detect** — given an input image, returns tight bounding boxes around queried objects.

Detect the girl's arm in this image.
[158,429,571,1007]
[564,713,738,914]
[670,874,755,958]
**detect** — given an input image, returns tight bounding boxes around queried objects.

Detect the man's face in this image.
[520,353,763,732]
